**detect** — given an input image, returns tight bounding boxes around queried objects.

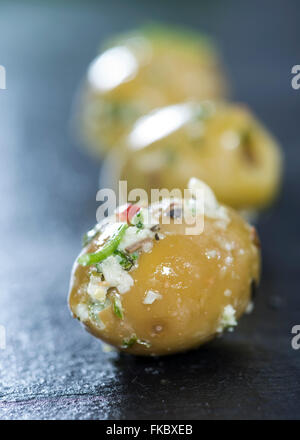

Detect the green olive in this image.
[117,101,282,211]
[69,179,260,356]
[78,24,228,155]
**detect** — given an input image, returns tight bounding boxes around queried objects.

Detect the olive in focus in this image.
[69,179,260,356]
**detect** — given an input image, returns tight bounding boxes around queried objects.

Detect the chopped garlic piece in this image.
[76,303,89,322]
[131,207,157,230]
[100,255,134,294]
[187,177,230,224]
[161,266,172,275]
[143,290,162,304]
[87,275,108,302]
[217,305,237,333]
[142,240,153,253]
[118,226,154,252]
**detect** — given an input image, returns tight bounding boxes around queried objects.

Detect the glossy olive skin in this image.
[79,25,227,155]
[69,207,260,356]
[117,102,282,211]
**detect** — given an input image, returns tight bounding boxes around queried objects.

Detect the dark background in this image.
[0,0,299,420]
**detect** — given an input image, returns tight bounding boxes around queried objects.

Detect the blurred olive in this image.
[115,101,282,211]
[78,24,228,156]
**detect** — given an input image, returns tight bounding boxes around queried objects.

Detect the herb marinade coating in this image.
[69,180,260,356]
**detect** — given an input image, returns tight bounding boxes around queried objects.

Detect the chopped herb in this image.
[132,211,144,229]
[95,263,103,274]
[114,249,136,271]
[78,223,128,266]
[112,295,124,319]
[131,252,139,261]
[122,334,138,349]
[122,334,151,349]
[88,300,109,328]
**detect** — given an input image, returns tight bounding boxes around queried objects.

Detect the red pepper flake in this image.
[116,204,140,224]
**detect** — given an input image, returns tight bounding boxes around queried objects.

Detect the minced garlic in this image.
[143,290,162,305]
[118,226,154,252]
[187,177,230,225]
[87,275,108,302]
[75,303,89,322]
[217,304,237,333]
[100,255,134,294]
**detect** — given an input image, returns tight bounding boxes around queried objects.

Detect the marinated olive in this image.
[78,24,228,155]
[116,101,282,211]
[68,179,260,356]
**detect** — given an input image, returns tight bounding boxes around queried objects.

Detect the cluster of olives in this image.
[69,24,282,355]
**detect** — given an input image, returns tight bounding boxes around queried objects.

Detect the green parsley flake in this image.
[78,223,128,266]
[112,295,124,319]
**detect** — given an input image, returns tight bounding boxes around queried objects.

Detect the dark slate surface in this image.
[0,0,299,420]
